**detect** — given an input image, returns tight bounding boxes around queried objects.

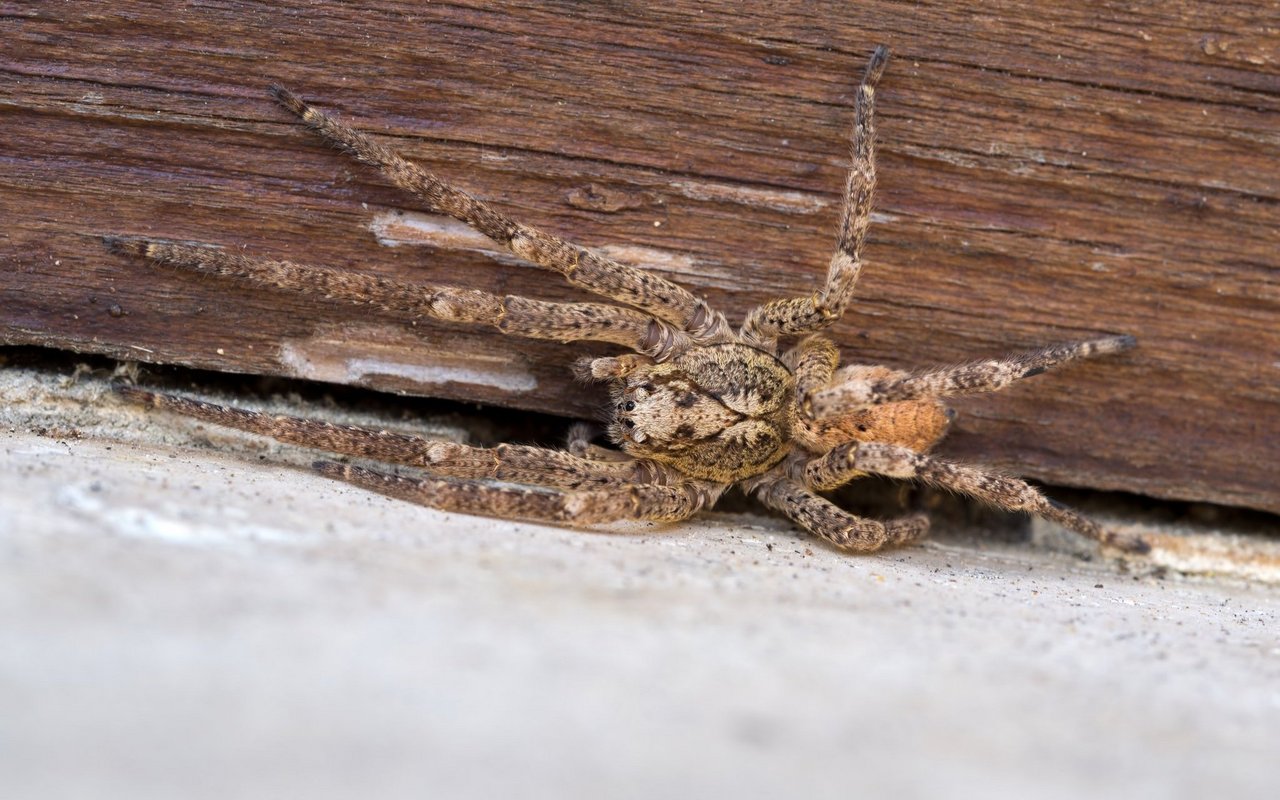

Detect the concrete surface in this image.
[2,365,1279,799]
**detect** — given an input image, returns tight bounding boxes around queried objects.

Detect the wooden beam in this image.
[2,1,1277,512]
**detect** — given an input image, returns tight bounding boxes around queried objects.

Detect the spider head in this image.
[612,379,739,447]
[595,343,797,482]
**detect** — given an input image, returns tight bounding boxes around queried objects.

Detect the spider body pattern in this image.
[110,46,1149,554]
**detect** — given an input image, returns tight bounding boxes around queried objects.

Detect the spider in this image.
[106,46,1148,555]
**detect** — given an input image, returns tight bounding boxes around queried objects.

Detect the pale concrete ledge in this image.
[2,363,1278,799]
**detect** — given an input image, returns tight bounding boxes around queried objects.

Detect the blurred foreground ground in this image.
[2,363,1278,799]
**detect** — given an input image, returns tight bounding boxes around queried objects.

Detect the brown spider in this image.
[107,46,1148,554]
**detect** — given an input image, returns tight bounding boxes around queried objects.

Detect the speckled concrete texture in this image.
[2,367,1279,799]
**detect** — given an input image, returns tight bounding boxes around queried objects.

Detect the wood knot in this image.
[565,183,647,213]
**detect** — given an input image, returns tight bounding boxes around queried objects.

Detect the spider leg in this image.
[741,46,888,347]
[270,86,731,346]
[313,461,721,526]
[750,473,929,552]
[784,335,840,409]
[809,336,1135,416]
[802,441,1150,553]
[109,239,688,359]
[117,386,666,489]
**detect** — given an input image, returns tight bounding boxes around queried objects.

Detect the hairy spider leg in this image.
[270,85,732,349]
[803,441,1150,553]
[313,461,720,526]
[809,335,1135,416]
[749,473,931,552]
[108,239,689,359]
[741,45,888,348]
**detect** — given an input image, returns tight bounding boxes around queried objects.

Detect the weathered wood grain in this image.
[1,1,1277,512]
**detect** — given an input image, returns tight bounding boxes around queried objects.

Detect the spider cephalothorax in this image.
[598,343,797,482]
[108,46,1149,554]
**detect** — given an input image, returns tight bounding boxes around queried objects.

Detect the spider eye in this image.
[623,419,634,428]
[624,401,636,411]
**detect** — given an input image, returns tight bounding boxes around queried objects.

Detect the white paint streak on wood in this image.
[367,209,744,287]
[279,324,538,394]
[668,180,831,214]
[369,210,501,252]
[595,244,695,272]
[344,357,537,392]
